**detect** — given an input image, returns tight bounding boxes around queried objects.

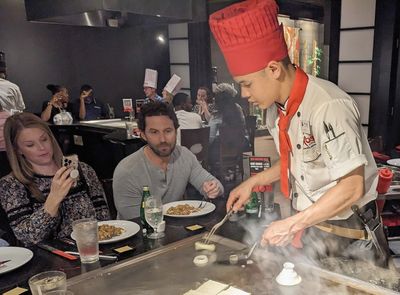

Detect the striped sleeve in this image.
[0,176,59,246]
[80,162,110,221]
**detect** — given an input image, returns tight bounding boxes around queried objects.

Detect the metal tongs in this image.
[203,209,234,244]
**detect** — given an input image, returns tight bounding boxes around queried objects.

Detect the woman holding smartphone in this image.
[0,112,109,246]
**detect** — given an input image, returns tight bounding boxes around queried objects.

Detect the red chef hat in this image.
[209,0,288,76]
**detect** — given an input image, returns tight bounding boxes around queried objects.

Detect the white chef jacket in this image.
[0,78,25,111]
[266,75,378,220]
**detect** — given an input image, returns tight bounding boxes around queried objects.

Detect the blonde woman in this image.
[0,112,109,246]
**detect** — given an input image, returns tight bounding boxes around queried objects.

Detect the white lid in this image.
[143,68,158,88]
[164,74,182,95]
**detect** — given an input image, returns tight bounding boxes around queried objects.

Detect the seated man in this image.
[75,84,107,120]
[113,101,223,219]
[173,92,203,145]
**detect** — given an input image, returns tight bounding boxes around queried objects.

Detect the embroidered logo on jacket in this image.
[303,135,316,148]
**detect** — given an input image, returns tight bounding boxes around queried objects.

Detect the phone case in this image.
[62,154,79,170]
[62,154,80,181]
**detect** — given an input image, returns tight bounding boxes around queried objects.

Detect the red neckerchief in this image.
[277,67,309,198]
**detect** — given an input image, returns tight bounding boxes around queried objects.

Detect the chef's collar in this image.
[275,98,289,114]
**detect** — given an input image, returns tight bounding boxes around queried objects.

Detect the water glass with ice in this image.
[144,195,165,239]
[29,271,67,295]
[72,218,99,263]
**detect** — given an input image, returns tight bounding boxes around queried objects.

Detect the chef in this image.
[0,51,25,112]
[210,0,389,264]
[143,68,163,103]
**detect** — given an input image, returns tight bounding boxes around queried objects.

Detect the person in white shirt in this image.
[0,52,25,112]
[173,93,203,145]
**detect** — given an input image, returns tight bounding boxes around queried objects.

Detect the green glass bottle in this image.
[140,185,153,235]
[245,191,259,215]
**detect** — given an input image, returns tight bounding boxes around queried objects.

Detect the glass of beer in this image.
[72,218,99,263]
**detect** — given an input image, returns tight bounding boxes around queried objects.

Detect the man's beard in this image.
[148,142,175,157]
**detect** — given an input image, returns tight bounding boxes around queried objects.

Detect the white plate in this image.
[71,220,140,244]
[0,247,33,275]
[163,200,216,218]
[387,158,400,167]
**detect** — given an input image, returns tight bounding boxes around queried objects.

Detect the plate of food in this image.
[0,247,33,275]
[71,220,140,244]
[163,200,216,218]
[387,158,400,167]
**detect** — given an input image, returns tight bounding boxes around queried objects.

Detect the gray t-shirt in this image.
[113,145,224,219]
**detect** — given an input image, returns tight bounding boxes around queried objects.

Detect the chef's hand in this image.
[261,218,295,247]
[203,180,220,199]
[226,178,254,212]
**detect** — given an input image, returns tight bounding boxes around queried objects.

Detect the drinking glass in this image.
[144,195,165,239]
[72,218,99,263]
[29,271,66,295]
[125,121,136,138]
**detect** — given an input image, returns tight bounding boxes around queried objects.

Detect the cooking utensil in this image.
[216,242,258,265]
[351,205,390,259]
[203,209,233,244]
[246,242,258,259]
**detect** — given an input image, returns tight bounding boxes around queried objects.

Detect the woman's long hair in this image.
[4,112,63,201]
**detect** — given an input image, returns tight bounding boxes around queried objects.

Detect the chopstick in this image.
[37,243,78,261]
[65,251,117,261]
[0,260,10,266]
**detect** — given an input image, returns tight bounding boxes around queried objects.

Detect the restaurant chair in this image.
[245,115,257,156]
[0,152,11,178]
[211,126,244,182]
[0,206,18,246]
[181,127,210,170]
[100,178,118,220]
[368,136,391,163]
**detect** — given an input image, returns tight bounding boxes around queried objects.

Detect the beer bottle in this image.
[140,186,153,235]
[245,190,259,216]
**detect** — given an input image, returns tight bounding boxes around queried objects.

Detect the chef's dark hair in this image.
[80,84,93,94]
[46,84,64,95]
[138,101,179,131]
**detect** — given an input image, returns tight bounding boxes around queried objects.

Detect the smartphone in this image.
[62,154,79,180]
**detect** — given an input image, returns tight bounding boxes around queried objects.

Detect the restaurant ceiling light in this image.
[157,35,166,44]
